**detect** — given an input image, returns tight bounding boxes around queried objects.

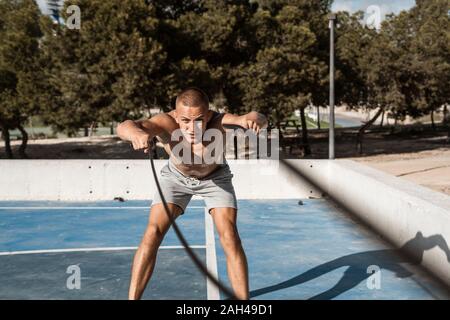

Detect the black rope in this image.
[148,140,238,300]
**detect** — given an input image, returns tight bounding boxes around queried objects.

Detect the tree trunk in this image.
[89,121,96,137]
[84,127,89,137]
[356,107,384,155]
[443,105,449,125]
[29,117,35,139]
[316,106,321,130]
[430,110,436,131]
[17,124,29,159]
[299,108,311,156]
[379,110,385,128]
[110,122,114,135]
[443,105,450,142]
[1,126,13,159]
[389,116,398,135]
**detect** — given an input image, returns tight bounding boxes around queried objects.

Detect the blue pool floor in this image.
[0,199,449,300]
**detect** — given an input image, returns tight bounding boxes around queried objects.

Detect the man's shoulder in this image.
[207,111,225,129]
[151,111,177,124]
[145,112,178,136]
[209,110,227,123]
[166,110,176,118]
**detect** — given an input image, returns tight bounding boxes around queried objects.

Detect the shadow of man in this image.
[250,232,450,300]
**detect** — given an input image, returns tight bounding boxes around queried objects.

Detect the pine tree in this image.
[234,1,331,155]
[0,0,43,158]
[40,0,168,136]
[410,0,450,130]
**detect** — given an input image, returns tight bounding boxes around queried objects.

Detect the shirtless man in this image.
[117,87,267,300]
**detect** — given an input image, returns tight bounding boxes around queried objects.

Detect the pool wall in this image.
[0,159,449,287]
[282,160,450,288]
[0,160,322,200]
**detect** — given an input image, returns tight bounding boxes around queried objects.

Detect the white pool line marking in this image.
[0,206,205,210]
[0,245,206,256]
[205,208,220,300]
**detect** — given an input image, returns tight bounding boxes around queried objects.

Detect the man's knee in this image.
[142,224,164,246]
[218,227,242,251]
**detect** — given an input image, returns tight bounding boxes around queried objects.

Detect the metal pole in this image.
[328,14,336,160]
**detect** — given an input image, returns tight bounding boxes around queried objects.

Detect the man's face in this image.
[175,104,210,144]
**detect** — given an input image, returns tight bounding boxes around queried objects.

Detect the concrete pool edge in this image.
[0,159,322,200]
[282,159,450,289]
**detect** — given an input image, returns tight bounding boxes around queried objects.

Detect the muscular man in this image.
[117,87,267,300]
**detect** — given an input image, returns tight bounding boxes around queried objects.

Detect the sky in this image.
[332,0,416,15]
[332,0,416,28]
[36,0,417,22]
[36,0,50,15]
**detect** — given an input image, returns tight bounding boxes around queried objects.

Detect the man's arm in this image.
[222,111,268,134]
[116,114,166,153]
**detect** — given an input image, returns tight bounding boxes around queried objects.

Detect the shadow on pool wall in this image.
[249,232,450,300]
[280,159,450,291]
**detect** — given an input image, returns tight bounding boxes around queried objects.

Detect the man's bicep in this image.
[136,114,167,138]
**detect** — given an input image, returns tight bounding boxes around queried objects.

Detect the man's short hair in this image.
[176,87,209,109]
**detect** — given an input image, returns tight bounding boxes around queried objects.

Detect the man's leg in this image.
[128,203,183,300]
[210,207,249,300]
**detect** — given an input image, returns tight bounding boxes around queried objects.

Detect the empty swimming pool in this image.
[0,199,448,300]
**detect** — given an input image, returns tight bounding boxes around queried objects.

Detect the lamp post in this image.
[328,13,336,160]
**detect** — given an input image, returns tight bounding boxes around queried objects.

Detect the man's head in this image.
[174,87,211,144]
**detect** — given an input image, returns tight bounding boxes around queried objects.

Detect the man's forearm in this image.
[245,111,268,128]
[223,111,267,127]
[116,120,146,142]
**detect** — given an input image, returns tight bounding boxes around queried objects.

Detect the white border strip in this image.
[205,208,220,300]
[0,245,206,256]
[0,206,205,210]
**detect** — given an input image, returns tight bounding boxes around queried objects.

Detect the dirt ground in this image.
[1,123,449,196]
[352,151,450,196]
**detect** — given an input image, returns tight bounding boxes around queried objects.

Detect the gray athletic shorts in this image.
[151,160,238,214]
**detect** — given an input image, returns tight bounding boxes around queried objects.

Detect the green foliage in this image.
[0,0,43,129]
[335,1,449,122]
[1,0,448,158]
[410,0,450,116]
[39,0,167,135]
[235,2,329,125]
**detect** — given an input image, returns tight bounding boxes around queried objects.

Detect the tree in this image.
[40,0,167,136]
[235,1,331,155]
[335,7,442,154]
[410,0,450,130]
[336,1,450,154]
[157,0,258,111]
[335,11,374,108]
[0,0,43,158]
